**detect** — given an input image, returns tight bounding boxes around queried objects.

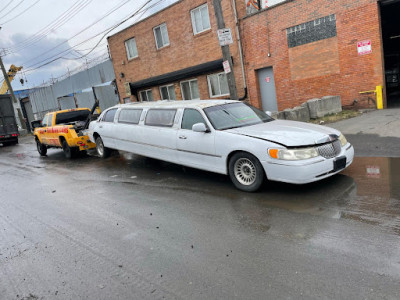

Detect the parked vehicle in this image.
[33,107,97,158]
[88,100,354,192]
[0,94,19,146]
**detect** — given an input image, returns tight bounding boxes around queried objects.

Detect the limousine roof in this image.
[113,99,239,110]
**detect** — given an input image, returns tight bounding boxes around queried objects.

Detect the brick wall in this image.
[240,0,385,110]
[108,0,246,102]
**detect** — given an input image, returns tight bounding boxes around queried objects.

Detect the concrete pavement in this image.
[328,108,400,156]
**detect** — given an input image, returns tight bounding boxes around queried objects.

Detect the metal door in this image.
[58,96,76,110]
[23,100,35,126]
[257,67,278,111]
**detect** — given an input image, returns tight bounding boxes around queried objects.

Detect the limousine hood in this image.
[226,120,341,147]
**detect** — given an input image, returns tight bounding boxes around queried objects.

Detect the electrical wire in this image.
[0,0,42,26]
[66,0,167,61]
[2,0,90,54]
[1,0,14,13]
[0,0,25,21]
[2,0,92,54]
[19,0,168,84]
[23,0,156,69]
[16,0,131,65]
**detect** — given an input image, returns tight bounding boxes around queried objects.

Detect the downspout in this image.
[232,0,247,100]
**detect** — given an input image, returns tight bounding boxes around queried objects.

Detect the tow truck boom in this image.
[0,64,23,94]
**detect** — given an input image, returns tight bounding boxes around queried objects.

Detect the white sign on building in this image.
[357,40,372,56]
[217,28,233,46]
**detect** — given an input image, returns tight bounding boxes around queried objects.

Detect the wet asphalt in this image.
[0,133,399,300]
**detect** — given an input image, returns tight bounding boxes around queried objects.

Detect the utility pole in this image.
[0,50,27,129]
[213,0,238,99]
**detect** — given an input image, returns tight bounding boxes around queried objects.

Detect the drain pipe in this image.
[232,0,247,100]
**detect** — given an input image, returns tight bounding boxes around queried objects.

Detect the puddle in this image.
[232,157,400,236]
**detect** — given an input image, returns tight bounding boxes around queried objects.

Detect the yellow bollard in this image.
[376,85,383,109]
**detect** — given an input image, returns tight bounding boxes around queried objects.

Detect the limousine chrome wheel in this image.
[229,152,264,192]
[95,136,111,159]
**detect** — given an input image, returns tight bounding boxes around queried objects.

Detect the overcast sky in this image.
[0,0,178,91]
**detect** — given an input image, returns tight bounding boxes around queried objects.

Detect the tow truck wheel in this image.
[95,136,110,159]
[62,140,78,159]
[36,139,47,156]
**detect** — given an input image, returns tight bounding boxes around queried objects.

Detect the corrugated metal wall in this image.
[29,60,118,119]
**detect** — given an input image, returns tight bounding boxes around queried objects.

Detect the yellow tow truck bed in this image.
[34,108,96,158]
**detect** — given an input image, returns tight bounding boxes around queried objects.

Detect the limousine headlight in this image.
[338,133,347,147]
[268,147,319,160]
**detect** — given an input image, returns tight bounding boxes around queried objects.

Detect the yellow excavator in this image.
[0,64,22,94]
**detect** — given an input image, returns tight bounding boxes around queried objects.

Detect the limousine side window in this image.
[145,109,176,127]
[181,109,206,130]
[103,108,118,122]
[118,109,142,124]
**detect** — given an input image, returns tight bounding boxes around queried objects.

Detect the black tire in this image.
[228,152,265,192]
[62,140,78,159]
[36,139,47,156]
[95,136,111,158]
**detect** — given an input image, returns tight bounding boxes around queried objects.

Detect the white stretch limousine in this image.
[88,100,354,192]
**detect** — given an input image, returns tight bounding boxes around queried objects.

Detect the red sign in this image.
[357,40,372,56]
[223,60,231,74]
[265,77,270,83]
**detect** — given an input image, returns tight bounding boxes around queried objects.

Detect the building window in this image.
[191,4,211,35]
[153,23,170,49]
[180,79,200,100]
[160,84,176,100]
[286,14,337,48]
[207,72,229,97]
[140,89,154,102]
[125,37,138,60]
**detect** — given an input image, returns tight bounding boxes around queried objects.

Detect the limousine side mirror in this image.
[265,111,272,117]
[192,123,208,133]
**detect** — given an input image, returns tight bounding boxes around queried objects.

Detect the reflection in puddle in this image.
[339,157,400,235]
[235,157,400,236]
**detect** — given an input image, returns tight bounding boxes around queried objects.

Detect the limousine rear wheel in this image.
[95,136,111,159]
[229,152,264,192]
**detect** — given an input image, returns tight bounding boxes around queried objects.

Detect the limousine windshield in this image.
[204,102,274,130]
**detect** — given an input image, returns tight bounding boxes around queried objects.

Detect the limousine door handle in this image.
[179,135,187,140]
[99,125,103,129]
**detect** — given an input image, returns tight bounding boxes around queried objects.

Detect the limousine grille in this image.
[316,140,342,159]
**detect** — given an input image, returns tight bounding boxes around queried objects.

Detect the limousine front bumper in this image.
[263,144,354,184]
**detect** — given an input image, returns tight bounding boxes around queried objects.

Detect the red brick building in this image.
[108,0,247,104]
[241,0,399,110]
[108,0,400,110]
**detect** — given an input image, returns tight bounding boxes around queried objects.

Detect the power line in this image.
[15,0,168,84]
[0,0,42,26]
[29,0,166,69]
[16,0,131,66]
[2,0,92,54]
[0,0,25,21]
[1,0,14,13]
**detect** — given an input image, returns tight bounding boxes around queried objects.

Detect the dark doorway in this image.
[380,0,400,108]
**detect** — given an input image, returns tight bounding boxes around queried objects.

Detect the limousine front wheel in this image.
[229,152,265,192]
[95,136,111,158]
